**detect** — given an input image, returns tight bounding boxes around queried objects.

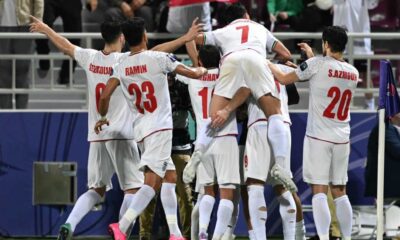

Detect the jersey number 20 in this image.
[128,81,157,114]
[323,86,352,121]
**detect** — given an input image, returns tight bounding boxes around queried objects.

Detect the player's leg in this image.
[241,185,255,240]
[59,142,110,240]
[245,124,270,240]
[114,131,172,238]
[191,191,204,240]
[330,142,352,240]
[162,168,184,239]
[303,137,333,240]
[274,185,297,240]
[106,140,144,237]
[222,187,240,240]
[292,193,306,240]
[212,137,240,240]
[199,185,216,240]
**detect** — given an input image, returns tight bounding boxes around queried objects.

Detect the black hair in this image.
[198,45,221,68]
[322,26,348,53]
[223,3,248,24]
[121,17,146,47]
[100,21,122,44]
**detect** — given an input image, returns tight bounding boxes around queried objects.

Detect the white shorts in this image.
[137,130,175,178]
[88,140,144,191]
[303,136,350,185]
[215,49,278,100]
[195,162,207,193]
[244,122,292,184]
[199,136,240,186]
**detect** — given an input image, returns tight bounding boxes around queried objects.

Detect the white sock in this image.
[161,183,182,237]
[191,194,203,240]
[195,118,214,152]
[334,195,353,239]
[295,220,306,240]
[312,193,330,240]
[249,230,256,240]
[213,199,234,240]
[248,185,267,240]
[278,191,297,240]
[223,189,240,239]
[199,195,215,234]
[66,189,102,232]
[267,114,289,167]
[119,185,155,234]
[119,193,135,219]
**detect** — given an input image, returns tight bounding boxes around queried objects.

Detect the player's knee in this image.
[124,188,139,195]
[93,187,106,197]
[163,170,177,183]
[330,185,346,198]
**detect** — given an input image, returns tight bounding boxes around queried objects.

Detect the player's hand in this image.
[183,18,205,42]
[94,119,109,134]
[88,0,98,11]
[284,60,297,68]
[29,15,50,34]
[297,43,314,59]
[278,11,288,20]
[211,107,231,129]
[121,2,134,18]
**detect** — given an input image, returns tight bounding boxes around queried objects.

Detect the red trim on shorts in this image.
[138,128,173,142]
[247,119,291,128]
[306,135,349,145]
[89,138,132,142]
[214,133,238,138]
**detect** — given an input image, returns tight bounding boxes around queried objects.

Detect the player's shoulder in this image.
[343,61,359,74]
[75,46,98,56]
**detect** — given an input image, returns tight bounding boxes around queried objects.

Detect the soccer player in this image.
[183,3,298,193]
[177,43,239,240]
[94,18,207,240]
[29,16,204,240]
[269,26,358,240]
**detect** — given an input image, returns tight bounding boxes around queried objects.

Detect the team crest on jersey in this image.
[300,61,308,71]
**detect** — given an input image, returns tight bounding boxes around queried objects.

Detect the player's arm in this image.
[272,41,291,61]
[269,62,299,85]
[29,15,76,58]
[186,40,199,67]
[94,78,120,134]
[151,18,204,53]
[211,87,251,128]
[174,64,207,79]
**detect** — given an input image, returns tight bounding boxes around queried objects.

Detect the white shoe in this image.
[183,150,203,184]
[270,164,298,192]
[221,233,235,240]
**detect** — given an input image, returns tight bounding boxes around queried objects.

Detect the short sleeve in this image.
[204,31,217,46]
[176,74,191,84]
[294,57,322,81]
[153,52,182,73]
[74,47,96,68]
[266,29,278,51]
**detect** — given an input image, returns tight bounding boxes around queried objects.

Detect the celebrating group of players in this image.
[29,2,358,240]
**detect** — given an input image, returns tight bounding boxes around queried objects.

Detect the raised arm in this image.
[174,64,207,79]
[94,78,120,134]
[151,18,204,53]
[29,16,76,58]
[211,87,251,128]
[185,40,199,67]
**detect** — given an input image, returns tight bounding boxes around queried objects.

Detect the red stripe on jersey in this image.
[138,128,173,142]
[306,135,349,145]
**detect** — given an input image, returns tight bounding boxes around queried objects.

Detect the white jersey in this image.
[247,64,292,127]
[204,19,277,58]
[74,47,135,142]
[295,56,359,143]
[176,68,219,137]
[111,50,182,142]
